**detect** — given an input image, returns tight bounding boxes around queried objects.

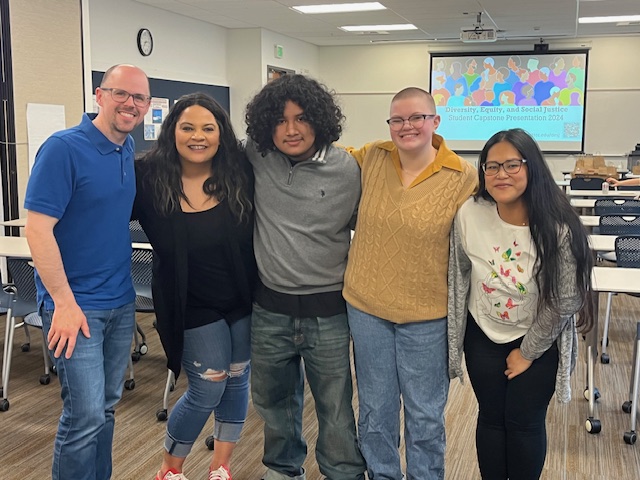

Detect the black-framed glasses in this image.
[482,159,528,176]
[386,114,436,131]
[100,87,151,107]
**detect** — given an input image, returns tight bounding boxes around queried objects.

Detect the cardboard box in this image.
[572,154,617,179]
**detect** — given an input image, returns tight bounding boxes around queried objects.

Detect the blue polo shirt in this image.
[24,113,136,310]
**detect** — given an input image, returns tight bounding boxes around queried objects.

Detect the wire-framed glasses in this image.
[100,87,151,107]
[482,159,528,176]
[386,114,436,131]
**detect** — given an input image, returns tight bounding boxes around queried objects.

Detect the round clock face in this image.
[137,28,153,56]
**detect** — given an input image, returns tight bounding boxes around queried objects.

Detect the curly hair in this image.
[138,92,252,223]
[244,74,344,153]
[475,128,593,332]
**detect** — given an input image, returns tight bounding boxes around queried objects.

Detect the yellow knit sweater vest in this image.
[344,140,477,323]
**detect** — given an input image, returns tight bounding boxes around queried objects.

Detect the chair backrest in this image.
[594,198,640,216]
[6,258,38,318]
[570,177,605,191]
[131,248,154,312]
[599,215,640,235]
[615,236,640,268]
[130,219,150,243]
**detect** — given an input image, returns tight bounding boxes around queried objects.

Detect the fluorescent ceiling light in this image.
[340,24,418,32]
[292,2,386,14]
[579,15,640,24]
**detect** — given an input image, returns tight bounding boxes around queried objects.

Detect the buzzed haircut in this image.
[392,87,436,113]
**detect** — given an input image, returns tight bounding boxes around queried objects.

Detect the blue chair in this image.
[594,199,640,216]
[570,177,606,191]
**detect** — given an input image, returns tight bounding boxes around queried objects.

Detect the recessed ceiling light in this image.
[340,24,418,32]
[579,15,640,24]
[292,2,386,14]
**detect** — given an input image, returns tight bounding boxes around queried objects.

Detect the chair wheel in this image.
[583,387,601,401]
[21,343,30,352]
[124,379,135,390]
[131,352,141,363]
[600,353,610,364]
[40,374,51,385]
[0,398,9,412]
[51,365,57,375]
[139,343,148,355]
[624,431,637,445]
[585,417,601,434]
[156,409,168,421]
[205,435,215,450]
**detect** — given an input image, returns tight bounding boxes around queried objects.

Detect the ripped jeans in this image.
[165,315,251,457]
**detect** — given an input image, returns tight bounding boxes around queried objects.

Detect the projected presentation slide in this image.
[429,50,588,153]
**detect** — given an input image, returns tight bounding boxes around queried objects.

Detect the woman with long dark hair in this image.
[448,128,593,480]
[133,92,256,480]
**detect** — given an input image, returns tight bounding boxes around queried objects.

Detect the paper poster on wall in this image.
[144,97,170,140]
[26,103,66,173]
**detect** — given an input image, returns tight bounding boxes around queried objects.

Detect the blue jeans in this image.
[41,302,136,480]
[165,315,251,457]
[251,303,365,480]
[347,304,449,480]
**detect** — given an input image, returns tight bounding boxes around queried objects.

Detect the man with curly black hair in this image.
[244,74,365,480]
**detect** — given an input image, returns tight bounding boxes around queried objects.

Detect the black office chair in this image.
[0,258,53,412]
[594,198,640,216]
[570,177,607,191]
[129,220,153,362]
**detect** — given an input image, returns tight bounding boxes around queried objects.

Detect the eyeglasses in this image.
[386,114,436,131]
[482,159,528,176]
[100,87,151,107]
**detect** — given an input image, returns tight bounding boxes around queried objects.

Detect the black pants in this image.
[464,314,559,480]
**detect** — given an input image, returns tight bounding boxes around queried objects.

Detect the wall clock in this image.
[137,28,153,56]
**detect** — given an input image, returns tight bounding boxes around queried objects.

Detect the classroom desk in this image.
[570,190,640,198]
[586,266,640,433]
[0,219,26,228]
[0,236,151,406]
[571,198,596,209]
[588,234,616,252]
[581,215,599,228]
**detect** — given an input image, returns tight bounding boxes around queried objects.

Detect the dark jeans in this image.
[250,303,365,480]
[464,315,558,480]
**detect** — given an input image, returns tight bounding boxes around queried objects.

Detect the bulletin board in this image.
[92,71,230,155]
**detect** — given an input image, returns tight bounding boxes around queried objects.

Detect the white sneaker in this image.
[156,470,189,480]
[208,465,231,480]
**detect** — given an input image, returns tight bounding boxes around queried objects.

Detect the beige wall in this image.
[10,0,84,215]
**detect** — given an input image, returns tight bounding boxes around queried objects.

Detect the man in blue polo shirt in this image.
[24,64,150,480]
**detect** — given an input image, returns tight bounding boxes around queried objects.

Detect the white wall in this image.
[227,28,319,133]
[87,0,228,85]
[320,37,640,177]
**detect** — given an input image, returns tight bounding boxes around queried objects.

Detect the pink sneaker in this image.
[155,469,189,480]
[208,465,231,480]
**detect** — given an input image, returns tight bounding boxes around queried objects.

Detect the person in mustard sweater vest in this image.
[344,87,478,480]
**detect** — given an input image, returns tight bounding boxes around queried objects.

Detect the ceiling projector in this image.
[460,27,497,43]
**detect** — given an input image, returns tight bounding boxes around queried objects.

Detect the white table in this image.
[588,234,616,252]
[0,218,26,228]
[581,215,599,228]
[570,190,640,198]
[571,198,596,209]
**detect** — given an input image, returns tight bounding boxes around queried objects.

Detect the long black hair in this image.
[476,128,593,332]
[244,74,344,153]
[138,92,252,223]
